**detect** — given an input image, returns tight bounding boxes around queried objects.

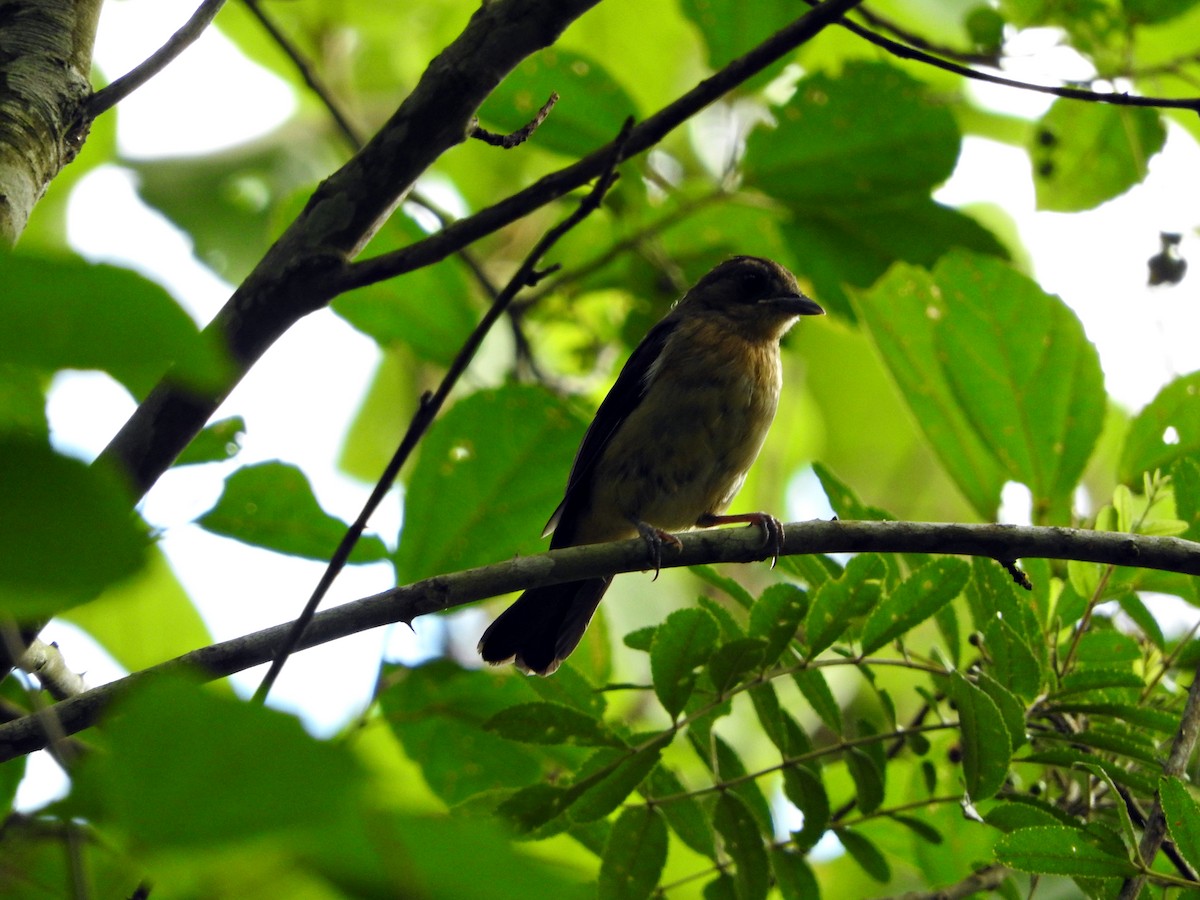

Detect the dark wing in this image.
[544,317,679,547]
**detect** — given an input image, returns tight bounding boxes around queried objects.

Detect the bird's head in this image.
[676,256,824,340]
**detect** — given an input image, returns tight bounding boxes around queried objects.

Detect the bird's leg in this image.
[633,519,684,581]
[696,511,784,568]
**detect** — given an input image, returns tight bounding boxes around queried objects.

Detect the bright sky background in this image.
[18,0,1200,808]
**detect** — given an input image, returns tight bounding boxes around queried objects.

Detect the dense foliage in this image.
[2,0,1200,897]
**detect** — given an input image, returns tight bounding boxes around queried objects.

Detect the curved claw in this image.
[696,511,784,567]
[634,520,683,580]
[759,514,784,568]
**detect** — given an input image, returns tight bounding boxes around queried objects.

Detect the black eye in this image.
[737,268,770,298]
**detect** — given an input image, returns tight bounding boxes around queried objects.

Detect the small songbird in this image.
[478,256,824,675]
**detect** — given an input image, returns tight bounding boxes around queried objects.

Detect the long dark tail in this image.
[477,577,612,675]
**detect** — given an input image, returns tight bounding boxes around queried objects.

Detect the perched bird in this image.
[478,256,823,675]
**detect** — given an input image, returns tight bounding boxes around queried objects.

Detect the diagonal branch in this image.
[1118,663,1200,899]
[97,0,607,500]
[0,519,1196,762]
[85,0,228,118]
[337,0,867,294]
[805,0,1200,113]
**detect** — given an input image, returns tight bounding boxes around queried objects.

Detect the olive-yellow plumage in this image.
[478,256,823,675]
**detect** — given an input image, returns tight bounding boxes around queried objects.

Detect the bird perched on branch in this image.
[478,256,823,675]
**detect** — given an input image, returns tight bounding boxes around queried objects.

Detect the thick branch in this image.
[0,520,1196,761]
[94,0,865,502]
[0,0,101,244]
[96,0,603,499]
[338,0,866,293]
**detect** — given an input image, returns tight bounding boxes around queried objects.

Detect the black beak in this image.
[762,292,824,316]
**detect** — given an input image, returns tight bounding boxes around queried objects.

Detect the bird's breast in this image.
[576,319,782,543]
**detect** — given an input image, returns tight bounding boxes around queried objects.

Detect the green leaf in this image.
[985,798,1079,833]
[771,849,821,900]
[1171,455,1200,541]
[624,625,657,651]
[1030,101,1166,211]
[1160,776,1200,874]
[570,735,672,823]
[946,671,1012,800]
[748,583,808,664]
[0,437,149,616]
[1055,668,1144,697]
[855,263,1007,518]
[651,607,720,718]
[598,806,668,900]
[1078,763,1138,853]
[845,747,885,815]
[479,49,638,158]
[748,63,959,208]
[524,662,606,717]
[892,814,944,844]
[805,553,886,656]
[1058,729,1158,766]
[783,766,830,852]
[394,385,587,581]
[693,734,775,835]
[1113,592,1161,648]
[783,199,1007,320]
[483,702,622,747]
[71,676,362,849]
[0,363,47,438]
[691,564,756,610]
[697,595,747,640]
[1047,702,1178,735]
[332,214,479,366]
[714,793,769,900]
[174,416,245,466]
[745,62,1007,316]
[995,826,1138,877]
[643,764,716,860]
[931,253,1105,522]
[379,661,545,806]
[838,828,891,882]
[197,461,387,563]
[982,617,1044,701]
[974,671,1028,751]
[1119,372,1200,485]
[792,668,844,735]
[860,558,969,653]
[0,252,227,397]
[680,0,796,89]
[497,783,577,835]
[707,638,766,694]
[812,462,896,521]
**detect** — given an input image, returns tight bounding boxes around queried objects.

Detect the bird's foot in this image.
[696,511,784,568]
[635,520,683,581]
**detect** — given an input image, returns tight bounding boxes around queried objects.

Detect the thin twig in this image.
[471,93,559,148]
[851,3,1001,66]
[85,0,228,118]
[1119,663,1200,899]
[803,0,1200,113]
[240,0,365,149]
[250,119,634,704]
[884,864,1011,900]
